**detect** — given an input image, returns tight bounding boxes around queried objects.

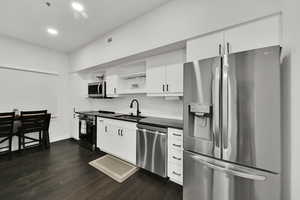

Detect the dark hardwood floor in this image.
[0,139,182,200]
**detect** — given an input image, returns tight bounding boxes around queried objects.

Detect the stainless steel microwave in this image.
[88,81,106,98]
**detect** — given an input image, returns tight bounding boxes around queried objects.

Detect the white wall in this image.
[0,36,66,73]
[0,35,70,151]
[69,0,281,71]
[280,0,300,199]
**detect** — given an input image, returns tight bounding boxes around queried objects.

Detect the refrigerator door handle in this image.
[222,54,229,150]
[191,155,266,181]
[213,63,221,150]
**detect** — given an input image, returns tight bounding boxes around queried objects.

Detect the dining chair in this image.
[18,110,47,151]
[43,113,51,149]
[0,112,15,158]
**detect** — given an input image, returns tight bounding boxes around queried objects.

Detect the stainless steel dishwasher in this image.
[136,124,168,177]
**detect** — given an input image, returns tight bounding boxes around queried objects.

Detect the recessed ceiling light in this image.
[47,28,58,36]
[71,2,84,12]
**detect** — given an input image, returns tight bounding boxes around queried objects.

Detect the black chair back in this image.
[20,110,47,134]
[0,112,15,137]
[21,110,47,116]
[44,114,51,148]
[44,114,51,131]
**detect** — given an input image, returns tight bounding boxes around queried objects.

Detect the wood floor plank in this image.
[0,139,182,200]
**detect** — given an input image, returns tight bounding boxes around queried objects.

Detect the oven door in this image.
[79,116,96,150]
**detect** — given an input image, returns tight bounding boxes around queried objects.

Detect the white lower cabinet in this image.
[72,116,79,140]
[168,128,183,185]
[97,118,136,165]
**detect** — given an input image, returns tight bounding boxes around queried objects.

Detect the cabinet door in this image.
[98,118,110,150]
[97,118,105,149]
[165,64,183,95]
[186,32,224,62]
[146,65,166,96]
[106,75,119,97]
[118,127,136,164]
[225,15,280,54]
[72,117,79,140]
[99,119,118,155]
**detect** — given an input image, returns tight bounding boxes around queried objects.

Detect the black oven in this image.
[88,81,106,98]
[78,114,96,151]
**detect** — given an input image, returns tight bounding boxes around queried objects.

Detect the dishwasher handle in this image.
[137,123,168,134]
[137,128,166,136]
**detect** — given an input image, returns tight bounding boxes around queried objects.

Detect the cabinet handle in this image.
[218,44,222,56]
[114,88,116,94]
[172,133,181,137]
[172,144,181,148]
[226,42,230,55]
[118,129,120,136]
[121,129,123,136]
[166,84,169,92]
[172,156,182,161]
[172,171,181,176]
[163,84,165,92]
[105,126,107,132]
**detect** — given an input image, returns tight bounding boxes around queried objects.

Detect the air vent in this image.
[107,37,112,43]
[45,2,51,7]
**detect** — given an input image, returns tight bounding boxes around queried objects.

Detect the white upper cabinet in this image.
[186,32,224,62]
[146,65,166,96]
[186,15,280,61]
[165,64,183,95]
[224,15,280,54]
[146,63,183,96]
[106,75,119,97]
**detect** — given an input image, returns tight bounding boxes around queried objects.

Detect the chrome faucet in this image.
[130,99,141,117]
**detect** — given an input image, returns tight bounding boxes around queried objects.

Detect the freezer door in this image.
[183,150,280,200]
[221,46,281,173]
[184,57,222,158]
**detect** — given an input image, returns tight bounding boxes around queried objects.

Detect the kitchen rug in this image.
[89,155,138,183]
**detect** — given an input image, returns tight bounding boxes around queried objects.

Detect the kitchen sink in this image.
[115,114,146,120]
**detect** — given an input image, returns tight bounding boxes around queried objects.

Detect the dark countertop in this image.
[138,117,183,130]
[75,110,183,130]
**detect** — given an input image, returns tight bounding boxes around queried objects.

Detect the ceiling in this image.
[0,0,172,52]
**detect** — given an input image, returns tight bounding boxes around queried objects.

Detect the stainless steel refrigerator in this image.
[183,46,281,200]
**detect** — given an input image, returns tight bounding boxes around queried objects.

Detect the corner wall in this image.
[281,0,300,199]
[0,35,71,150]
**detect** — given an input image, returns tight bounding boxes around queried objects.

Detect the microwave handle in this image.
[97,82,101,95]
[103,81,106,97]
